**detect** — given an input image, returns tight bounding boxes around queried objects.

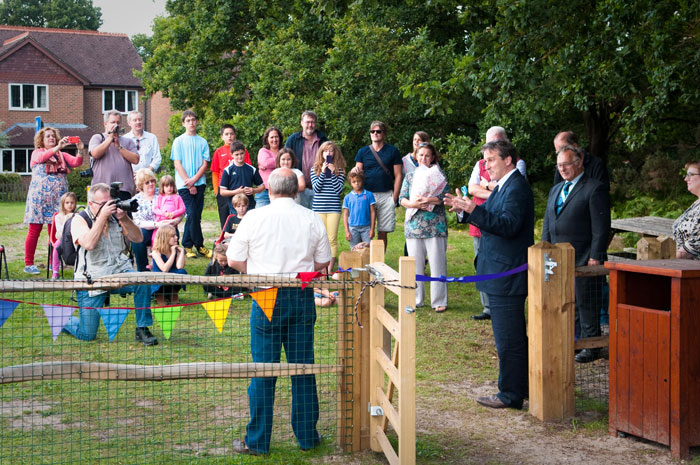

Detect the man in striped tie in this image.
[542,145,611,363]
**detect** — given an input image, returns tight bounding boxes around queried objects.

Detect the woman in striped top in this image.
[311,141,347,273]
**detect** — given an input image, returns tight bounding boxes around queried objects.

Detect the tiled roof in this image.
[3,123,94,147]
[0,25,143,87]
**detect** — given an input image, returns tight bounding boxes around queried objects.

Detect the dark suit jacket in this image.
[542,173,611,267]
[462,170,534,296]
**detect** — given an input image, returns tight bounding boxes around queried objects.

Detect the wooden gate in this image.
[367,240,416,465]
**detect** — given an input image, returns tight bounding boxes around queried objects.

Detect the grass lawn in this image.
[1,199,650,465]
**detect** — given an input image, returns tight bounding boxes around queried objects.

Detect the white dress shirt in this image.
[125,130,161,173]
[227,197,332,274]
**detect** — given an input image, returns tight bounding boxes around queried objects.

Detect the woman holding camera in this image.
[23,127,85,274]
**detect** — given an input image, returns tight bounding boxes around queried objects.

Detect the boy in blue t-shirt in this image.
[219,141,264,211]
[342,168,376,247]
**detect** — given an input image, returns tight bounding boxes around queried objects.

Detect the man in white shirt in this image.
[227,168,331,455]
[124,110,161,175]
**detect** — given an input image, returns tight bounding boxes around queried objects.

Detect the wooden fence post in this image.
[338,248,371,452]
[528,241,575,421]
[369,240,385,453]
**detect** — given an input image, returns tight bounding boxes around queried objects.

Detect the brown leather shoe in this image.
[476,395,509,409]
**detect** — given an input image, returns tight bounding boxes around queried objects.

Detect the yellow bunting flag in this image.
[201,298,232,333]
[250,288,278,322]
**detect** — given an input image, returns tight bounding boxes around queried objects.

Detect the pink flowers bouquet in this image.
[406,164,447,221]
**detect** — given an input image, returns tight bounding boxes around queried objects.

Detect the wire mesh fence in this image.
[574,266,610,408]
[0,273,354,464]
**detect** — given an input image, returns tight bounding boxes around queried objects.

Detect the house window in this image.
[103,89,137,114]
[9,84,48,110]
[1,148,31,174]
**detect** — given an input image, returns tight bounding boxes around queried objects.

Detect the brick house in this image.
[0,25,171,179]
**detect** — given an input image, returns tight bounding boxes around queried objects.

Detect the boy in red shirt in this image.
[211,124,251,228]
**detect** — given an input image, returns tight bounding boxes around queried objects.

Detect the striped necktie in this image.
[556,181,572,215]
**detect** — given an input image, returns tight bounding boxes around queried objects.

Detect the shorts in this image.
[373,191,396,233]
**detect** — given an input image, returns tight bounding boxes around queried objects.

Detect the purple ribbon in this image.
[416,263,528,283]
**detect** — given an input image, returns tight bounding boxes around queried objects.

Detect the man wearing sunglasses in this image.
[354,121,403,249]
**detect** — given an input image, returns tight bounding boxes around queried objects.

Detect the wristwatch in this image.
[118,145,124,150]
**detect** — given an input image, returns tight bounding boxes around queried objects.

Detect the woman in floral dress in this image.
[399,142,449,312]
[23,127,84,274]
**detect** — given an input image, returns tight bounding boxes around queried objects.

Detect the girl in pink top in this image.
[255,126,283,207]
[153,175,186,239]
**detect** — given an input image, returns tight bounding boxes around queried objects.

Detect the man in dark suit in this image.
[543,145,611,363]
[445,140,534,409]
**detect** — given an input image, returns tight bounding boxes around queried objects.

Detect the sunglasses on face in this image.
[370,130,383,134]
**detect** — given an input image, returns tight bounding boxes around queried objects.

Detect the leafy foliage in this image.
[0,0,102,30]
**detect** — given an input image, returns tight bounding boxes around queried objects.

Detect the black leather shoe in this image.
[233,439,260,455]
[575,348,600,363]
[135,327,158,346]
[476,394,509,409]
[471,312,491,321]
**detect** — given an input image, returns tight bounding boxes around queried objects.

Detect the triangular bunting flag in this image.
[97,307,130,342]
[202,298,231,333]
[152,305,183,340]
[0,299,19,329]
[250,288,279,322]
[42,305,75,341]
[297,272,322,290]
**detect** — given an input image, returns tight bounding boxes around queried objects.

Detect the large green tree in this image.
[0,0,102,30]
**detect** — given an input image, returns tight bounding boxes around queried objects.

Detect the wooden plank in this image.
[375,346,400,391]
[628,308,644,437]
[368,240,386,453]
[611,216,675,237]
[376,305,400,343]
[642,311,659,442]
[574,335,609,351]
[397,256,416,465]
[367,262,401,296]
[527,242,575,421]
[0,362,341,384]
[381,341,399,432]
[670,277,683,458]
[375,428,399,465]
[657,311,671,446]
[376,386,400,436]
[357,247,371,451]
[608,270,620,437]
[574,264,609,277]
[616,303,631,434]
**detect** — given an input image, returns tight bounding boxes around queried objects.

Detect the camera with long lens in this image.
[80,167,93,178]
[109,182,139,212]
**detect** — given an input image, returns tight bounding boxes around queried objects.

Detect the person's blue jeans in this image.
[178,185,205,249]
[132,228,154,272]
[63,272,153,341]
[254,190,270,208]
[245,288,320,453]
[488,294,528,408]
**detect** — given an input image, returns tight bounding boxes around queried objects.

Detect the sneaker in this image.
[51,272,59,280]
[135,327,158,346]
[24,265,40,275]
[185,247,197,259]
[197,246,213,259]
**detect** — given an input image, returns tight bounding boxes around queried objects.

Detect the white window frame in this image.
[1,147,33,174]
[8,83,49,111]
[102,89,138,114]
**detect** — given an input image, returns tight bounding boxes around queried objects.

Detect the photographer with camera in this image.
[62,183,158,345]
[89,110,139,199]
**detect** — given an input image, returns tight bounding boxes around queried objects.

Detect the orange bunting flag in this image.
[296,272,322,290]
[250,287,279,322]
[201,298,232,333]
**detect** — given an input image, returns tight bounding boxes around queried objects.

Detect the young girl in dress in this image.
[153,175,185,239]
[310,141,347,274]
[151,225,187,306]
[51,191,77,280]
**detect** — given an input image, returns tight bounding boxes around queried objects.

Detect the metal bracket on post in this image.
[544,253,558,282]
[368,403,384,417]
[365,264,384,283]
[405,305,415,314]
